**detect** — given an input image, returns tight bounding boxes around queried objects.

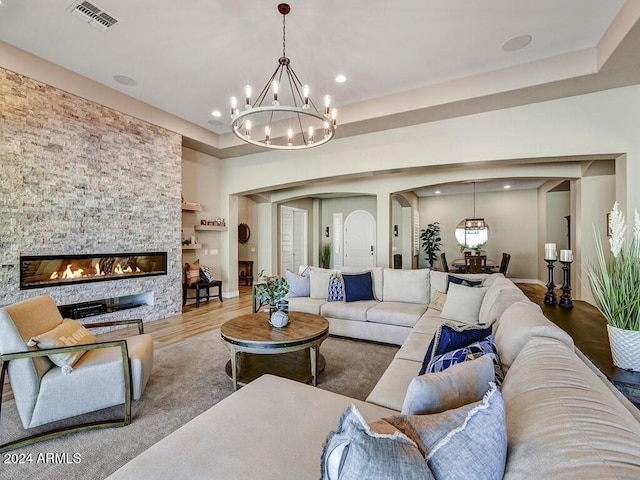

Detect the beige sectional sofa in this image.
[108,269,640,479]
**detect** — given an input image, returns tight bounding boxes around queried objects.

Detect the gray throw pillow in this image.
[321,404,434,480]
[440,282,488,324]
[285,269,310,297]
[385,383,507,480]
[402,355,495,415]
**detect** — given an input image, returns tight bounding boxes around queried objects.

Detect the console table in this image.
[238,260,254,286]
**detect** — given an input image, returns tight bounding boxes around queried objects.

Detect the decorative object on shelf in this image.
[269,309,289,328]
[559,257,573,309]
[229,3,337,150]
[587,202,640,371]
[420,222,442,269]
[254,270,290,325]
[543,242,558,304]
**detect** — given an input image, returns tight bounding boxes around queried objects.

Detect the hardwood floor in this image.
[1,287,255,403]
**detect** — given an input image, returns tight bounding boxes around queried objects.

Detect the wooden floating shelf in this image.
[182,244,202,250]
[195,225,228,232]
[182,202,202,212]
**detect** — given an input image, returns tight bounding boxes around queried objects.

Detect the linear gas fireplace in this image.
[20,252,167,290]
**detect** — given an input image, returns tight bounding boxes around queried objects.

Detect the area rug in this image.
[0,329,398,480]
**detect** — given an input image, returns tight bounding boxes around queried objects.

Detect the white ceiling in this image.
[0,0,634,159]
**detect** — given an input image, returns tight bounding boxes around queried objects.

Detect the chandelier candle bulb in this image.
[245,120,251,138]
[560,249,573,262]
[245,85,252,109]
[287,128,293,146]
[331,108,337,127]
[230,96,238,117]
[303,85,310,108]
[544,243,557,260]
[265,126,271,144]
[308,126,314,143]
[272,81,279,105]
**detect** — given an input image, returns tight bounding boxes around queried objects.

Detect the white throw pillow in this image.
[27,318,97,374]
[440,283,488,324]
[309,267,336,299]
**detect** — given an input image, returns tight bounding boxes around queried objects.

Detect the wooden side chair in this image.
[493,252,511,276]
[0,295,153,452]
[466,255,487,274]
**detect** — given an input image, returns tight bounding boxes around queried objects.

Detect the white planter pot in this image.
[607,324,640,371]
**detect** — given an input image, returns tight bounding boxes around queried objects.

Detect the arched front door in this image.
[343,210,376,267]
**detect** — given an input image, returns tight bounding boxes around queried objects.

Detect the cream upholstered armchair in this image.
[0,295,153,451]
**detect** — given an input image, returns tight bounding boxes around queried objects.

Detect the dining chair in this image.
[466,255,487,274]
[495,252,511,276]
[440,252,449,272]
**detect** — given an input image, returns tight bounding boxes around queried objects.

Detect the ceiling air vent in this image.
[68,1,119,31]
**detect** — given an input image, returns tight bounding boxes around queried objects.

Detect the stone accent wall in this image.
[0,67,182,323]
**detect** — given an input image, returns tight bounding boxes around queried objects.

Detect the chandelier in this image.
[230,3,337,150]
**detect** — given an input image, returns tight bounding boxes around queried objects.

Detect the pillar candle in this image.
[544,243,557,260]
[560,249,573,262]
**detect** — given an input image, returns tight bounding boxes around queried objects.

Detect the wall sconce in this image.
[393,225,398,237]
[325,226,330,237]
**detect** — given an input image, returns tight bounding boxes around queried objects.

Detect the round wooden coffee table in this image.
[220,311,329,390]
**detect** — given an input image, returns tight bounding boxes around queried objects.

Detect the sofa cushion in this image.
[480,282,529,326]
[477,277,518,323]
[494,301,574,370]
[286,297,327,315]
[382,268,430,304]
[366,358,422,411]
[320,300,377,322]
[366,302,427,328]
[440,283,488,324]
[285,269,310,298]
[385,384,507,480]
[27,318,97,374]
[429,271,489,300]
[309,267,336,299]
[321,404,434,480]
[327,273,344,302]
[342,272,375,302]
[501,337,640,479]
[411,312,442,336]
[395,331,434,362]
[419,322,492,375]
[402,355,495,415]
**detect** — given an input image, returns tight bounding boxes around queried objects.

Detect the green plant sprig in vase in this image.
[586,202,640,370]
[254,270,290,313]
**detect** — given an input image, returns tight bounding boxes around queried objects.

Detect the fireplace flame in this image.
[45,259,146,284]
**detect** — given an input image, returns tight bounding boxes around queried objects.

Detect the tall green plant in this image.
[586,203,640,331]
[420,222,442,269]
[319,243,331,269]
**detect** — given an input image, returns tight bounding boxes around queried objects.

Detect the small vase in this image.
[269,310,289,328]
[607,324,640,371]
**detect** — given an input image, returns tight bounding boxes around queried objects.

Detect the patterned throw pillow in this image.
[200,265,213,282]
[419,322,492,375]
[426,335,505,386]
[185,260,201,285]
[27,319,97,374]
[328,273,344,302]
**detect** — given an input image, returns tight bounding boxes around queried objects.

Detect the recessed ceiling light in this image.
[435,190,441,195]
[501,34,532,53]
[504,185,511,189]
[211,110,222,117]
[113,75,138,86]
[335,74,347,83]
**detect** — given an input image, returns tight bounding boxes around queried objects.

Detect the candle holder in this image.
[559,260,573,308]
[544,259,557,305]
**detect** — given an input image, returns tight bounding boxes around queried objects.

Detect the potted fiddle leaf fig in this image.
[586,202,640,371]
[420,222,442,269]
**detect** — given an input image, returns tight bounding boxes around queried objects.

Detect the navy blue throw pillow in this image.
[342,272,375,302]
[447,275,483,290]
[419,323,493,375]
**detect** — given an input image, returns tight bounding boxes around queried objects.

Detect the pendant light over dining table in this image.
[465,182,487,231]
[230,3,337,150]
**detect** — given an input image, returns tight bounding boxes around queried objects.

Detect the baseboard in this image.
[223,290,239,299]
[511,278,545,285]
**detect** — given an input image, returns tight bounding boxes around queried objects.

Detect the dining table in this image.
[451,258,499,274]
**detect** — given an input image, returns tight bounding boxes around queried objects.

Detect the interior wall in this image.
[418,189,538,279]
[237,196,258,268]
[182,147,223,280]
[0,66,182,321]
[546,190,571,284]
